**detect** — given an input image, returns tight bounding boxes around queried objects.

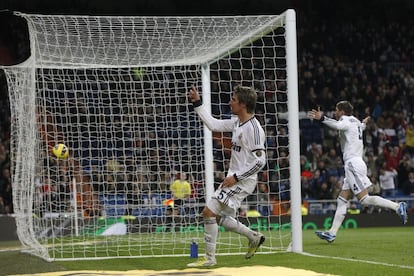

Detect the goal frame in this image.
[3,9,302,260]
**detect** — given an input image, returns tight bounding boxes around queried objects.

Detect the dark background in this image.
[0,0,413,16]
[1,0,414,64]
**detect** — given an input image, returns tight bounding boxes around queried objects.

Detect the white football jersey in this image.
[322,115,366,162]
[195,104,266,182]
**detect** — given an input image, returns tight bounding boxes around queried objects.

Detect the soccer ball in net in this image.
[52,143,69,159]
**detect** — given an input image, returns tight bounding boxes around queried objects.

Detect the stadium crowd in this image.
[0,4,413,215]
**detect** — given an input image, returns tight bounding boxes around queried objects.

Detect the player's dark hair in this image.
[336,101,353,115]
[234,85,257,113]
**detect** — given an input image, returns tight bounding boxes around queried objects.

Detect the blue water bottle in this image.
[190,239,198,258]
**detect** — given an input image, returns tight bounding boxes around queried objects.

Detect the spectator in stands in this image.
[374,129,386,156]
[147,174,159,192]
[383,143,403,171]
[190,174,206,215]
[300,155,312,179]
[365,152,379,178]
[256,182,270,216]
[306,142,323,169]
[170,172,191,216]
[322,148,343,177]
[398,153,413,187]
[127,174,142,214]
[157,172,169,193]
[309,169,328,199]
[277,126,289,150]
[378,167,398,198]
[363,115,379,155]
[404,121,414,156]
[402,171,414,196]
[301,176,314,199]
[308,101,408,244]
[315,160,329,179]
[330,178,343,199]
[275,150,290,180]
[367,175,381,196]
[314,181,333,200]
[246,206,262,217]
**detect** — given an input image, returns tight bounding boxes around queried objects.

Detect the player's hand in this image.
[221,175,237,188]
[307,107,323,120]
[188,85,201,103]
[362,116,370,124]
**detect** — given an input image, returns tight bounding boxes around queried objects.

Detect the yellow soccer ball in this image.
[52,143,69,159]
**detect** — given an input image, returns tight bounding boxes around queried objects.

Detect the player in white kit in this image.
[187,85,266,267]
[308,101,408,243]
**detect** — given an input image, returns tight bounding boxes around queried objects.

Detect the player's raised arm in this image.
[188,86,234,132]
[188,85,201,104]
[362,116,370,125]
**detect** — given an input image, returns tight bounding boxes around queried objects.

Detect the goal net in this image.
[3,10,301,261]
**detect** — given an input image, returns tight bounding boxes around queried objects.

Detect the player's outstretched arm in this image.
[307,106,346,130]
[307,107,324,121]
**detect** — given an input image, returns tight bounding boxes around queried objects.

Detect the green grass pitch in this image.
[0,227,413,275]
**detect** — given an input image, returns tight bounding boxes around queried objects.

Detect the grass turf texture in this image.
[1,227,413,276]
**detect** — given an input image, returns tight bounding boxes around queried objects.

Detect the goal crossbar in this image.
[16,12,286,68]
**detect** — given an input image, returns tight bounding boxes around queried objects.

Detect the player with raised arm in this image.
[187,85,266,267]
[308,101,408,243]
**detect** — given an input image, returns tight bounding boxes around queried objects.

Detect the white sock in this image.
[360,195,398,211]
[329,196,348,235]
[219,215,256,240]
[203,217,218,261]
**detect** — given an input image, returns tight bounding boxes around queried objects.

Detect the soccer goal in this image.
[2,10,301,261]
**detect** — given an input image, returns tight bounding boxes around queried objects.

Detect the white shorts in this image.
[207,180,253,217]
[343,157,372,195]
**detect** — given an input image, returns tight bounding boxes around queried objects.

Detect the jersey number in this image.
[357,126,362,140]
[217,190,227,200]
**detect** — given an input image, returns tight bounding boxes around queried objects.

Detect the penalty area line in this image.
[301,251,414,270]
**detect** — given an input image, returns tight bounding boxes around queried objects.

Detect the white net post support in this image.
[285,9,302,253]
[2,10,301,261]
[201,64,215,201]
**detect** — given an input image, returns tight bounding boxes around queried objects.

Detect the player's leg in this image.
[347,157,408,224]
[218,187,259,240]
[347,158,408,224]
[358,189,408,224]
[215,184,265,258]
[187,206,218,267]
[316,160,358,243]
[219,215,265,259]
[316,188,351,243]
[329,190,351,235]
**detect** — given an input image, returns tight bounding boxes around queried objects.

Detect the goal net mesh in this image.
[4,12,295,261]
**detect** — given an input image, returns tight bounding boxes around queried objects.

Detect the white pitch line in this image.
[301,251,414,270]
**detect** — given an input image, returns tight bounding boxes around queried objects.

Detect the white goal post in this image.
[2,10,301,261]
